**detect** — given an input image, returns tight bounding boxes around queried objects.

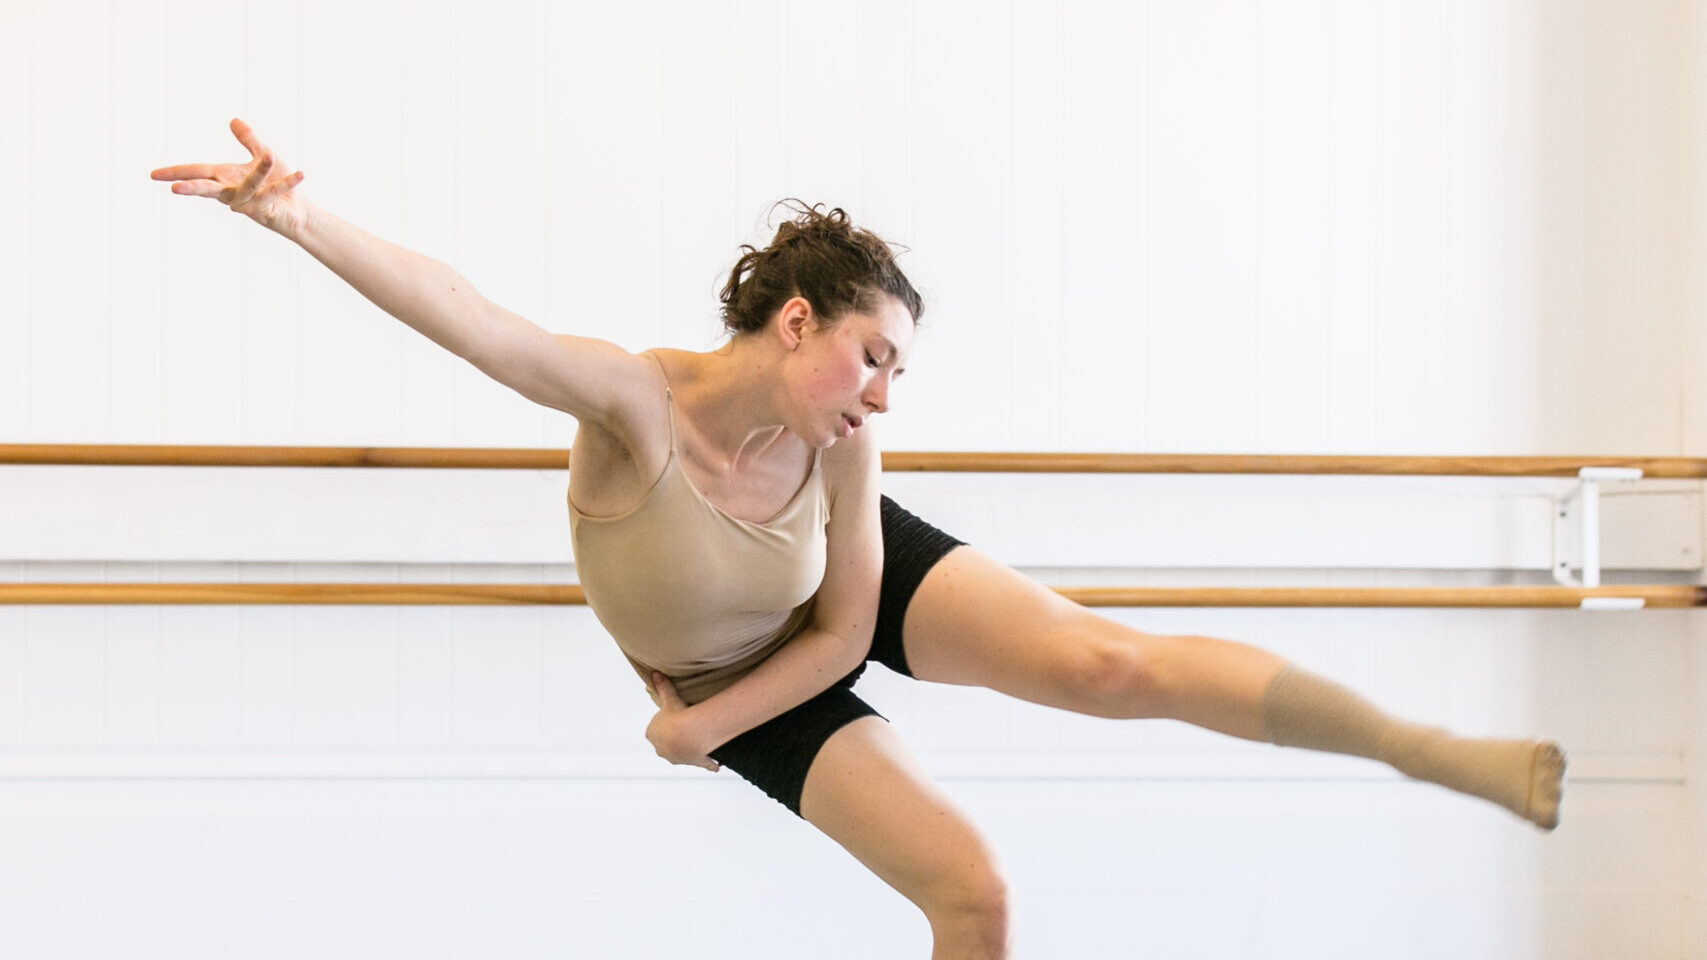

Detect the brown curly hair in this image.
[718,199,924,337]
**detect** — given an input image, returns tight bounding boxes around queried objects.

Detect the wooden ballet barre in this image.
[4,445,1700,609]
[0,583,1700,608]
[1,443,1704,477]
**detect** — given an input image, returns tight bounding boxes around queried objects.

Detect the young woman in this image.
[154,119,1565,960]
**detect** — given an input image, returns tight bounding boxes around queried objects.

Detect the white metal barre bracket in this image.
[1553,466,1644,606]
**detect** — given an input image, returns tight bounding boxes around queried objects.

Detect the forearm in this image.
[287,202,519,365]
[690,627,869,749]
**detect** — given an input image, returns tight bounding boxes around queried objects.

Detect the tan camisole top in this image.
[567,352,831,706]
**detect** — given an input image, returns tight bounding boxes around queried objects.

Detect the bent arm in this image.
[684,428,885,749]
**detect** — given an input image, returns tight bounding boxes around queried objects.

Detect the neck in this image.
[666,338,796,469]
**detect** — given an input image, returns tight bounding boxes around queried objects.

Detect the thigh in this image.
[901,544,1160,703]
[800,716,1005,912]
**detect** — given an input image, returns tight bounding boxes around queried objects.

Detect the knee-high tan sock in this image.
[1259,663,1565,830]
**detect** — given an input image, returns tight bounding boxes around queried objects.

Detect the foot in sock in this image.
[1261,664,1567,830]
[1381,726,1567,830]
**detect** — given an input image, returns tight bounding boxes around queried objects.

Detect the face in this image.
[782,295,915,447]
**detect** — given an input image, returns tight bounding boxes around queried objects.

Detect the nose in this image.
[864,374,891,414]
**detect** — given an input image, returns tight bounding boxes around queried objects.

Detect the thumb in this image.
[652,673,684,707]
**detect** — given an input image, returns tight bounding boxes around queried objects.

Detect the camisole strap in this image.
[640,350,677,454]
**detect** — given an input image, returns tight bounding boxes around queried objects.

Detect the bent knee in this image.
[923,865,1011,954]
[1053,620,1169,718]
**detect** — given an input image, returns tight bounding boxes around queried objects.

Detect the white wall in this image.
[1684,0,1707,953]
[2,1,1703,957]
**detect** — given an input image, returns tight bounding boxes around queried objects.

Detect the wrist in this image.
[684,701,733,754]
[279,201,317,245]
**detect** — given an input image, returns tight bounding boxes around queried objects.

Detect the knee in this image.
[1055,619,1168,718]
[924,865,1011,957]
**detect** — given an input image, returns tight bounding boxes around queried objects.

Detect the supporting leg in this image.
[801,717,1011,960]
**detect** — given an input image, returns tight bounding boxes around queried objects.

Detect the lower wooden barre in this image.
[1063,586,1707,608]
[0,583,584,605]
[0,583,1700,608]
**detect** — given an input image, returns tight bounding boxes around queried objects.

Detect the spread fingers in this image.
[223,153,275,205]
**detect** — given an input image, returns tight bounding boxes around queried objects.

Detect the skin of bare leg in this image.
[800,716,1012,960]
[901,546,1287,740]
[899,546,1566,829]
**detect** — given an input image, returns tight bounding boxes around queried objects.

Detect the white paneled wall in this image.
[4,1,1705,958]
[1682,4,1707,955]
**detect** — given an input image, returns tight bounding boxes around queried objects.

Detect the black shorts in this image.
[706,495,966,816]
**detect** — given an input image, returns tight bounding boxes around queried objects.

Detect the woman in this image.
[154,119,1564,960]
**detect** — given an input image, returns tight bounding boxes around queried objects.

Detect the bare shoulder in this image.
[472,298,668,435]
[562,342,674,503]
[546,336,659,423]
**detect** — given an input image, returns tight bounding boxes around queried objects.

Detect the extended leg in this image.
[900,546,1565,830]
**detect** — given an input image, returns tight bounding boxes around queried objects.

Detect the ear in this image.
[777,296,815,350]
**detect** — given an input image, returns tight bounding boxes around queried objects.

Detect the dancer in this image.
[154,119,1565,960]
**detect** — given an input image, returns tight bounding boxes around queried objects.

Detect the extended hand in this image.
[646,674,721,772]
[151,118,308,236]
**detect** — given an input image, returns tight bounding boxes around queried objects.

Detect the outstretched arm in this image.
[152,118,649,429]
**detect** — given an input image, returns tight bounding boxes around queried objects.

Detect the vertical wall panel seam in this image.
[287,565,297,747]
[289,0,301,740]
[101,565,110,743]
[658,0,665,346]
[290,0,300,445]
[393,566,401,748]
[397,0,406,446]
[785,0,792,192]
[448,574,458,747]
[538,0,547,444]
[536,578,546,747]
[153,563,162,746]
[156,1,166,443]
[1365,3,1379,454]
[539,0,547,329]
[1674,0,1689,459]
[103,0,116,748]
[730,0,738,252]
[451,0,460,311]
[238,1,249,444]
[106,0,116,443]
[22,0,32,437]
[1055,1,1064,452]
[1135,1,1148,454]
[21,0,32,744]
[858,1,866,215]
[1247,8,1259,456]
[1323,0,1335,455]
[1007,0,1015,446]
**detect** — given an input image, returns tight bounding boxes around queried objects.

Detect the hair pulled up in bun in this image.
[718,199,923,337]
